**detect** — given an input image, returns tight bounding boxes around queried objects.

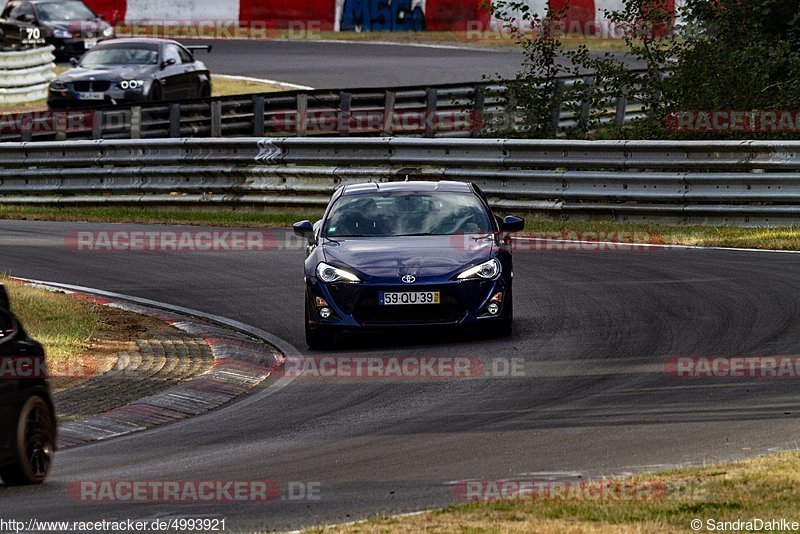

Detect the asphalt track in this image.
[1,220,800,530]
[191,39,638,88]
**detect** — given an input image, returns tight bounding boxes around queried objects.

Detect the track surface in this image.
[193,39,638,88]
[1,220,800,530]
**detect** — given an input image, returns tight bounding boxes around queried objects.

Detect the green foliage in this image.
[487,0,800,139]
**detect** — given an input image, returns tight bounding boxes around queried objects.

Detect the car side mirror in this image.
[69,57,79,67]
[0,285,9,312]
[293,220,315,244]
[500,215,525,233]
[160,57,176,69]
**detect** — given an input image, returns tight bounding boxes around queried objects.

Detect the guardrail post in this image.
[169,104,181,137]
[211,101,222,137]
[615,86,629,127]
[472,87,485,138]
[130,106,141,139]
[550,80,564,137]
[55,112,66,141]
[382,90,395,136]
[580,76,595,125]
[253,95,265,136]
[338,91,351,136]
[296,93,308,137]
[92,111,103,139]
[425,88,438,138]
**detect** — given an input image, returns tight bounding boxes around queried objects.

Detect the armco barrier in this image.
[0,47,55,104]
[1,75,648,142]
[0,137,798,225]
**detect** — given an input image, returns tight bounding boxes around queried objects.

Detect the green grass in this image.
[3,205,800,251]
[0,275,100,364]
[313,451,800,533]
[0,70,283,114]
[0,205,323,228]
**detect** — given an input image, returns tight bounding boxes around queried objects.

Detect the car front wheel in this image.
[149,82,163,102]
[0,395,56,485]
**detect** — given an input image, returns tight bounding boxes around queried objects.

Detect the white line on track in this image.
[214,73,314,91]
[515,237,800,255]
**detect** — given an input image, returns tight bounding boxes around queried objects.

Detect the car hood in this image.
[57,66,156,83]
[320,234,496,279]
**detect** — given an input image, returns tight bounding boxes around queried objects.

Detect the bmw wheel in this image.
[149,82,163,102]
[0,395,56,485]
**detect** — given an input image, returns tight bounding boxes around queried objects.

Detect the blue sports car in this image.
[294,181,525,349]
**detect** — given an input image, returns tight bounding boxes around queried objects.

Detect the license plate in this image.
[77,92,104,100]
[84,38,98,49]
[379,291,440,306]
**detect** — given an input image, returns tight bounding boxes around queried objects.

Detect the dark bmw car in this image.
[0,285,56,485]
[294,181,525,348]
[48,38,212,109]
[0,0,114,61]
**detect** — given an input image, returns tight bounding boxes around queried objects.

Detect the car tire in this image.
[149,82,163,102]
[0,395,56,486]
[200,83,211,98]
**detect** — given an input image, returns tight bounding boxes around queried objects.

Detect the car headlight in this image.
[53,29,73,38]
[102,27,114,37]
[316,262,361,283]
[118,80,145,90]
[456,258,501,280]
[49,80,67,91]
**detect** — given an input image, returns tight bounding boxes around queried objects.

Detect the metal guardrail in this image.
[0,73,648,142]
[1,137,799,225]
[0,46,55,104]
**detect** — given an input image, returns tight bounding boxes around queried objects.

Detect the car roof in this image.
[95,38,183,47]
[341,181,473,195]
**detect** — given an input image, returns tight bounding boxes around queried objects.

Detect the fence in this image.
[0,74,648,142]
[0,137,798,225]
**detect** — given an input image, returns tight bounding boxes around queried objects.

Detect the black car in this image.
[0,285,56,486]
[294,181,524,348]
[47,38,212,109]
[0,0,114,61]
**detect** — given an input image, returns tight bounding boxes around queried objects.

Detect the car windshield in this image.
[79,46,159,67]
[323,191,492,237]
[36,1,95,21]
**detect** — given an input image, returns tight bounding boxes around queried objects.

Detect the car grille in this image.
[71,81,111,92]
[352,292,465,325]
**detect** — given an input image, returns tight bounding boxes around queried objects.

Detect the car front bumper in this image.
[305,275,511,331]
[47,87,150,110]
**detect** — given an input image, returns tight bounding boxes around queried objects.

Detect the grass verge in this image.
[314,451,800,533]
[0,205,322,228]
[0,275,100,365]
[0,69,285,114]
[3,205,800,251]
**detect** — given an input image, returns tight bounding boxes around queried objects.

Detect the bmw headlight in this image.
[102,27,114,37]
[316,262,361,283]
[456,258,501,280]
[118,80,145,90]
[49,80,67,91]
[53,29,73,38]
